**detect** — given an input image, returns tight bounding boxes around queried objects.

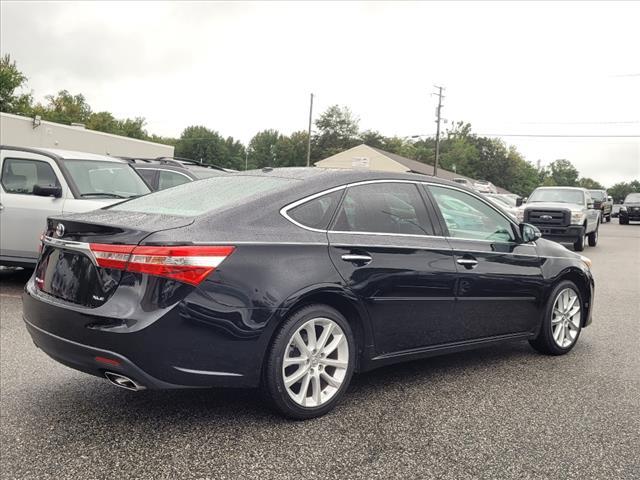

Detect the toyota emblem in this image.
[55,223,65,238]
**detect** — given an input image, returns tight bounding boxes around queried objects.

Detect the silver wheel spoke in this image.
[293,332,310,356]
[567,306,580,318]
[284,366,308,387]
[569,316,581,330]
[321,358,348,369]
[282,317,349,408]
[320,371,341,388]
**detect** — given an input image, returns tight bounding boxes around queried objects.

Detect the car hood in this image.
[524,202,580,211]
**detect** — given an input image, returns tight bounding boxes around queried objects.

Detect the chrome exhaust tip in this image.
[104,372,146,391]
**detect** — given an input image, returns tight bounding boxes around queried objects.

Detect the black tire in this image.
[573,234,585,251]
[620,217,629,225]
[529,280,583,355]
[588,225,598,247]
[262,304,355,419]
[606,214,611,223]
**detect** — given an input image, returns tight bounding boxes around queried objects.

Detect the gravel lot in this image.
[1,222,639,480]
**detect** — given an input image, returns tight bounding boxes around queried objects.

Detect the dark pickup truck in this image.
[587,189,613,223]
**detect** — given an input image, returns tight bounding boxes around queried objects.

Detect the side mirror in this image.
[33,184,62,198]
[522,197,527,204]
[516,197,523,207]
[607,196,613,202]
[587,202,594,209]
[520,223,541,243]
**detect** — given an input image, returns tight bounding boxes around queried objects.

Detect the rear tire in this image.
[529,280,583,355]
[620,217,629,225]
[262,304,355,419]
[606,214,611,223]
[588,226,598,247]
[573,234,585,251]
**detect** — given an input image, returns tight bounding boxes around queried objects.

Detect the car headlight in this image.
[571,211,586,223]
[516,210,525,223]
[580,255,592,269]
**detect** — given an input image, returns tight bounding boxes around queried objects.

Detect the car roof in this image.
[1,145,127,163]
[534,186,586,191]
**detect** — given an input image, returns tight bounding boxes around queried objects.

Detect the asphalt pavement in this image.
[1,222,639,480]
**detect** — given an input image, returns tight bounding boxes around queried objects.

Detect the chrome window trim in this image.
[280,178,521,243]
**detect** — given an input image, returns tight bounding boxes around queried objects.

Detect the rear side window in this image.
[110,175,292,216]
[332,182,434,236]
[287,190,342,230]
[158,170,191,190]
[1,158,60,195]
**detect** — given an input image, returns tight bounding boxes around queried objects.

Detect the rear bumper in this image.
[22,280,277,389]
[24,318,181,389]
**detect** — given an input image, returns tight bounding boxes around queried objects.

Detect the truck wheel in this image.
[573,234,585,251]
[606,214,611,223]
[588,226,598,247]
[620,218,628,225]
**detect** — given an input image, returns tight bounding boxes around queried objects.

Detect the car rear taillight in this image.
[89,244,235,286]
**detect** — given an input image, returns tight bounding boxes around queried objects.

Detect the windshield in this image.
[528,188,585,205]
[110,175,291,216]
[625,193,640,203]
[62,160,150,198]
[588,190,605,200]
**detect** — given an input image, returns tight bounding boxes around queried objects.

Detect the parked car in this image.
[587,189,613,223]
[619,192,640,224]
[125,157,229,191]
[484,193,520,220]
[612,204,621,218]
[0,146,150,267]
[518,186,600,251]
[23,169,594,419]
[472,179,498,194]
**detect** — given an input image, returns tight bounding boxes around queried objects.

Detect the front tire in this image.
[620,217,629,225]
[588,225,598,247]
[573,234,585,251]
[529,280,583,355]
[606,214,611,223]
[262,304,355,419]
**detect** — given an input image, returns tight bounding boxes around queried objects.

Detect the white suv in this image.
[0,146,150,267]
[472,180,498,194]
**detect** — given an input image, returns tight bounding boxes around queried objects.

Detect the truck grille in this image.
[526,209,569,227]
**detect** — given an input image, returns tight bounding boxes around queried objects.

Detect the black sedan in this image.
[23,169,594,419]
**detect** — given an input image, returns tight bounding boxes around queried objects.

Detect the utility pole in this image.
[433,85,444,177]
[306,93,314,167]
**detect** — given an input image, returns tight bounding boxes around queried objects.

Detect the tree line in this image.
[2,54,637,198]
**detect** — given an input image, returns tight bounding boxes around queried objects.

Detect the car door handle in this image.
[341,254,372,264]
[456,258,478,269]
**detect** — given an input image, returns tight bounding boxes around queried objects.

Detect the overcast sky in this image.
[2,1,638,186]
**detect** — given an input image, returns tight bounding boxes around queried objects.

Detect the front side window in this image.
[429,185,516,242]
[62,160,150,198]
[158,170,191,190]
[1,158,60,195]
[288,190,342,230]
[332,182,433,236]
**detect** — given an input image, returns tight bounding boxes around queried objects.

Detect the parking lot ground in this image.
[1,222,639,480]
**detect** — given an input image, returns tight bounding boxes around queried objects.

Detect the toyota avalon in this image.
[23,168,594,418]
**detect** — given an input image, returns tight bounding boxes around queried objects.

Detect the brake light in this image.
[88,244,235,286]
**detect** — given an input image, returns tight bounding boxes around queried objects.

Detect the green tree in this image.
[578,177,605,190]
[548,159,579,186]
[33,90,92,125]
[312,105,360,160]
[248,129,281,169]
[0,54,32,114]
[276,131,308,167]
[608,180,640,203]
[174,126,230,167]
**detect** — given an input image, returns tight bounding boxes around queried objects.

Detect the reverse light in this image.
[89,244,235,286]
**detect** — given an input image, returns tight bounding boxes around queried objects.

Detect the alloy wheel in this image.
[551,288,581,348]
[282,317,349,408]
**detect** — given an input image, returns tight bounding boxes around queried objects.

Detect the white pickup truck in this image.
[0,146,150,267]
[518,186,600,251]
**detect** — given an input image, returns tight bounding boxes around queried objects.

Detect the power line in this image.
[432,85,444,177]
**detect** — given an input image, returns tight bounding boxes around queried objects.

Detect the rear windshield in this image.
[587,190,605,200]
[109,175,291,216]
